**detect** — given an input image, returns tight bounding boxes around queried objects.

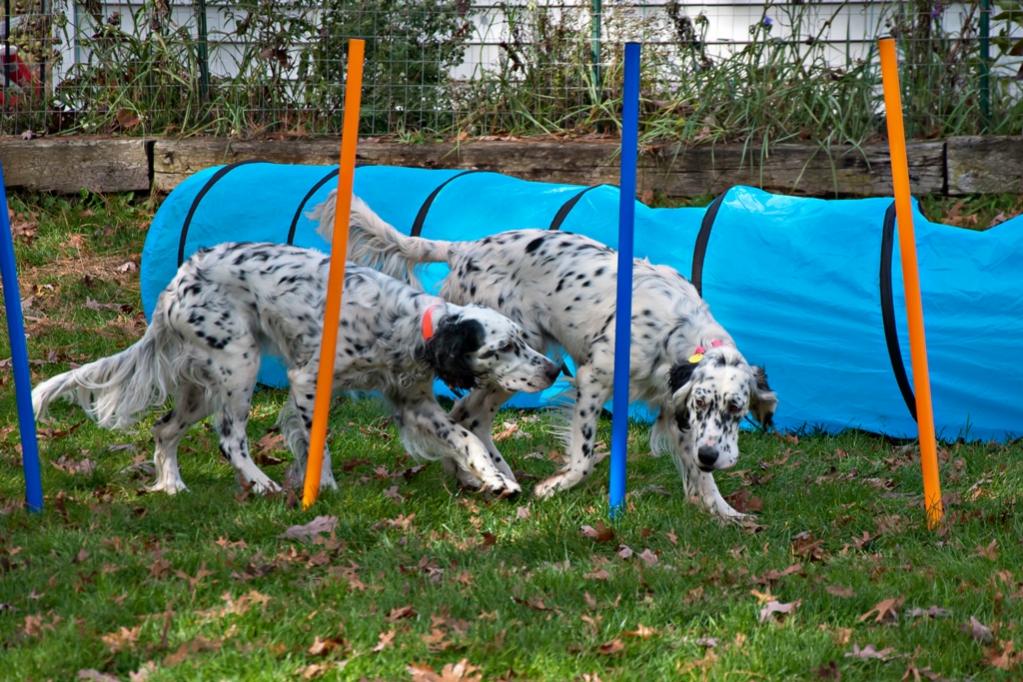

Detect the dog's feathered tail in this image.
[32,299,181,429]
[309,190,454,288]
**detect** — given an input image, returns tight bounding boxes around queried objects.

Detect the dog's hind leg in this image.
[449,388,516,482]
[148,382,210,494]
[209,340,281,495]
[535,362,610,498]
[281,366,337,492]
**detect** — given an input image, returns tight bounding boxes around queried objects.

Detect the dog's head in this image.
[669,344,777,472]
[420,304,560,393]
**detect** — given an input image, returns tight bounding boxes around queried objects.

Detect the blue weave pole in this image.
[609,42,641,516]
[0,163,44,512]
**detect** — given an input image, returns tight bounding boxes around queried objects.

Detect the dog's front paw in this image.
[145,478,189,495]
[481,475,521,499]
[247,475,282,496]
[534,470,582,499]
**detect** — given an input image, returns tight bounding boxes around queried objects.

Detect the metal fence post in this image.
[979,0,991,132]
[590,0,602,95]
[195,0,209,101]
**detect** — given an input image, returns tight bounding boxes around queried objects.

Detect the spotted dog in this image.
[33,242,560,497]
[312,194,778,522]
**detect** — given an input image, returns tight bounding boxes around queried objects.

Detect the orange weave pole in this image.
[878,37,944,528]
[302,38,365,509]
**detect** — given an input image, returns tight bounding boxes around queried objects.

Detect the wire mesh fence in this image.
[1,1,1021,147]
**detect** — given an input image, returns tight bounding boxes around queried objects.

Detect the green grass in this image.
[2,193,1023,680]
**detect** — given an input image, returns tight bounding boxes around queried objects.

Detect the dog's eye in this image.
[693,397,707,410]
[500,341,515,353]
[728,401,746,415]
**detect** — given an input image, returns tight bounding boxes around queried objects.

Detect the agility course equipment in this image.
[879,37,943,526]
[608,41,640,515]
[302,38,364,510]
[141,163,1023,445]
[1,163,43,513]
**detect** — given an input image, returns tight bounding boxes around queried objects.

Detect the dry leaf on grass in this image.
[372,628,396,653]
[280,515,338,542]
[52,455,96,476]
[307,635,346,656]
[858,597,904,624]
[759,599,801,623]
[408,658,483,682]
[638,549,659,567]
[253,432,286,465]
[624,624,657,639]
[845,643,896,661]
[164,636,221,666]
[387,605,417,622]
[975,539,999,561]
[493,421,521,441]
[128,661,157,682]
[580,522,615,543]
[826,585,856,598]
[515,505,531,520]
[598,638,625,655]
[101,624,141,653]
[986,640,1023,670]
[725,489,764,513]
[962,616,994,644]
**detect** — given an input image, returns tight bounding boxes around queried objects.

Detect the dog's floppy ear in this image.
[669,361,698,430]
[748,365,778,428]
[419,314,485,391]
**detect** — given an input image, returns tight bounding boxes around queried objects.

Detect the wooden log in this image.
[2,134,1016,198]
[0,137,149,193]
[946,136,1023,195]
[644,141,946,198]
[153,137,946,197]
[151,138,621,192]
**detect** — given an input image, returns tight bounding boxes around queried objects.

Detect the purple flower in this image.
[930,2,943,19]
[763,16,774,28]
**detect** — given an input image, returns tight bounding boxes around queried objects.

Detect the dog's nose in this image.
[697,445,718,468]
[545,361,561,382]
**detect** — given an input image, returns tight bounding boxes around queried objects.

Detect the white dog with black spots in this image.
[313,193,778,523]
[33,242,560,496]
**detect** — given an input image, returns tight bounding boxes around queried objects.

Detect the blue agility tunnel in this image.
[141,163,1023,442]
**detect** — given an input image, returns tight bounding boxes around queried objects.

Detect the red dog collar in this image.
[421,303,444,341]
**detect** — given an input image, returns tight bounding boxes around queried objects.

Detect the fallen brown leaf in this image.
[164,636,221,666]
[725,489,764,513]
[580,522,615,543]
[598,638,625,655]
[408,658,483,681]
[759,599,800,623]
[858,597,904,624]
[280,515,338,542]
[372,628,396,653]
[845,643,895,661]
[962,616,994,644]
[986,639,1022,670]
[624,624,657,639]
[638,548,659,567]
[387,605,416,622]
[101,624,141,653]
[307,635,346,656]
[826,585,856,598]
[975,539,999,561]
